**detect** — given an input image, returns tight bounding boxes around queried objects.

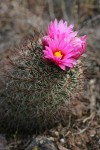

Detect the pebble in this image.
[90,130,96,137]
[40,140,44,144]
[60,138,65,144]
[54,131,59,137]
[89,79,96,85]
[49,130,59,137]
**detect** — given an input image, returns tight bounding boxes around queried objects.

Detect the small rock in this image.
[89,79,96,85]
[89,130,96,137]
[60,138,65,144]
[49,130,59,137]
[39,140,44,144]
[54,131,59,137]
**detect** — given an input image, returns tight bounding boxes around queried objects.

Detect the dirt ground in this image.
[0,0,100,150]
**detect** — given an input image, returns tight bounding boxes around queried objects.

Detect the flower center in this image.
[54,51,63,58]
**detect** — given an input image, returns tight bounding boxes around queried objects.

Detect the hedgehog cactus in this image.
[0,19,87,133]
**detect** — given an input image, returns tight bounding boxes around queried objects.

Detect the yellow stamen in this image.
[54,51,63,58]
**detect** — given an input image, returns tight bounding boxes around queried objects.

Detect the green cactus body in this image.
[0,39,83,133]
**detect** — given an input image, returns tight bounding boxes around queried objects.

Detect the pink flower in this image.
[69,35,87,59]
[42,19,87,70]
[43,37,77,70]
[47,19,74,39]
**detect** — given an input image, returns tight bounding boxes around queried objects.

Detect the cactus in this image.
[0,36,84,133]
